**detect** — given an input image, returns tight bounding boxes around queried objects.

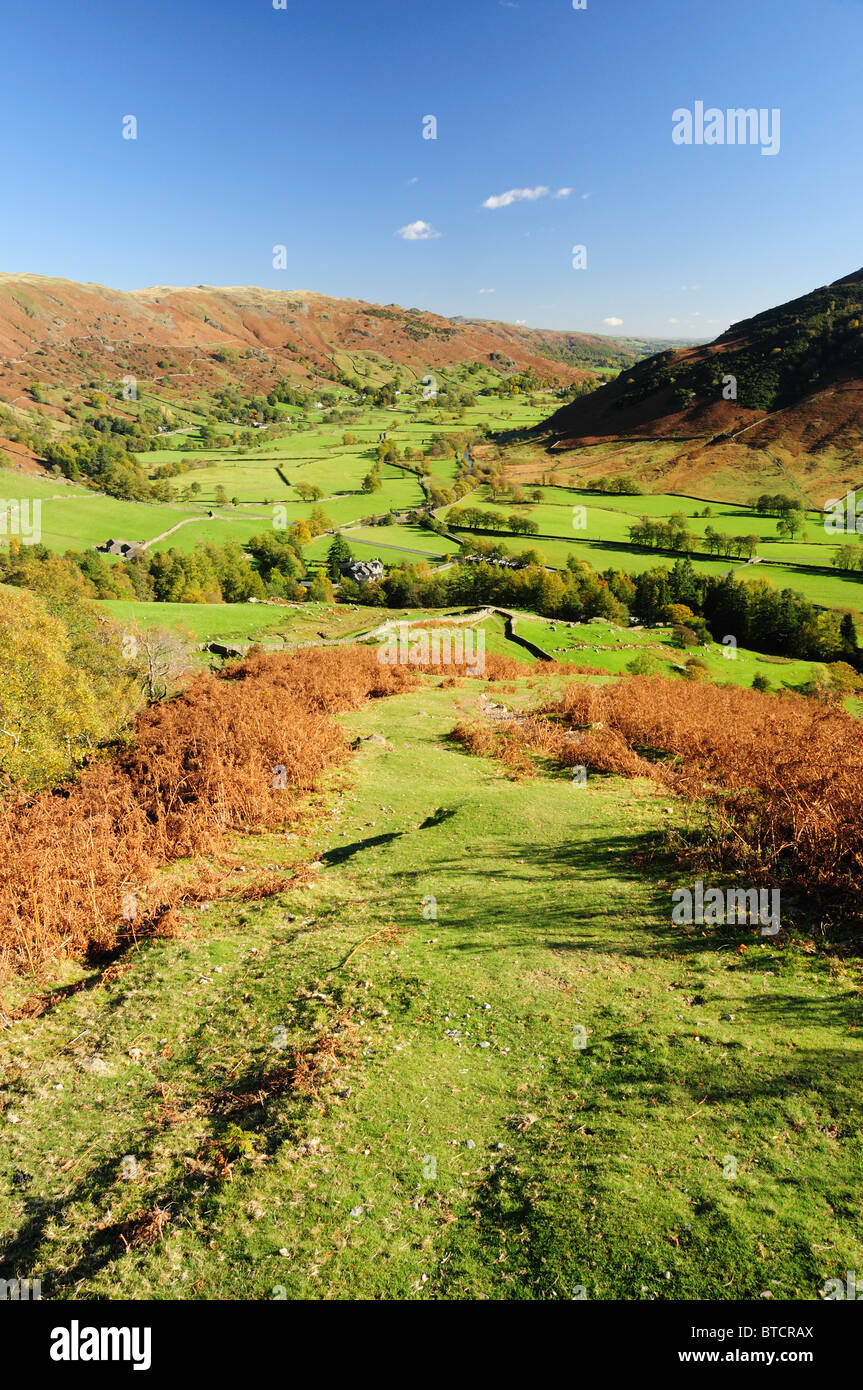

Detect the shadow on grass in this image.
[376,828,686,959]
[0,978,356,1294]
[319,831,404,866]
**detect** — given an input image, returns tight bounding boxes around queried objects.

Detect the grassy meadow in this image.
[2,669,860,1300]
[8,389,862,625]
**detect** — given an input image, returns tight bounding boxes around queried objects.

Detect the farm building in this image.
[464,553,518,569]
[340,557,384,584]
[96,538,144,559]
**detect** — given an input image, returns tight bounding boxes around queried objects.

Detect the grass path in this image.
[1,678,861,1300]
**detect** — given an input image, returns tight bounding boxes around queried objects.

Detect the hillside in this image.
[0,274,669,420]
[2,647,861,1301]
[527,269,863,506]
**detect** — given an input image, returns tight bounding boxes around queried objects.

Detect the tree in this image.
[308,575,335,603]
[665,603,696,627]
[802,665,835,701]
[137,625,192,701]
[307,506,334,536]
[520,547,546,568]
[832,544,862,572]
[326,534,353,580]
[777,509,805,541]
[826,660,862,693]
[376,440,400,466]
[0,587,143,790]
[840,612,858,658]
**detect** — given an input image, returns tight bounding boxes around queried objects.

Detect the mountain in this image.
[0,274,670,416]
[530,269,863,504]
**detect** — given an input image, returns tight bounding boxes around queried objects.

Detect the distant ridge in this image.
[537,267,863,453]
[0,274,675,412]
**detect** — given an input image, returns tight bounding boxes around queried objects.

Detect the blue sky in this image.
[2,0,861,337]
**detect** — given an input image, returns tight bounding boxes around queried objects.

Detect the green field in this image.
[2,396,531,563]
[0,472,93,502]
[137,397,551,510]
[8,393,863,626]
[446,487,835,550]
[401,610,825,692]
[3,492,205,554]
[3,672,860,1299]
[739,561,863,613]
[97,592,828,697]
[321,524,461,567]
[506,614,821,688]
[97,600,410,647]
[98,600,304,645]
[442,484,863,616]
[484,531,738,581]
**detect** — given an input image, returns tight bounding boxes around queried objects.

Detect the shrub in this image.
[682,656,710,680]
[0,647,418,979]
[453,674,863,919]
[626,651,662,677]
[0,586,142,792]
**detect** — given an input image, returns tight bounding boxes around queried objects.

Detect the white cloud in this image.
[483,185,549,209]
[603,317,624,327]
[406,176,418,185]
[478,287,495,294]
[483,185,573,209]
[668,317,680,325]
[581,192,593,200]
[515,319,527,325]
[395,220,441,240]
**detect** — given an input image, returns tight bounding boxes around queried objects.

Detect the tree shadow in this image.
[319,831,404,866]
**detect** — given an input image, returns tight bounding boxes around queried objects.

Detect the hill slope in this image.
[2,669,860,1300]
[530,269,863,505]
[0,274,669,413]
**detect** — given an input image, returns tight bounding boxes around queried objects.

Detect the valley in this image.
[1,270,862,1311]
